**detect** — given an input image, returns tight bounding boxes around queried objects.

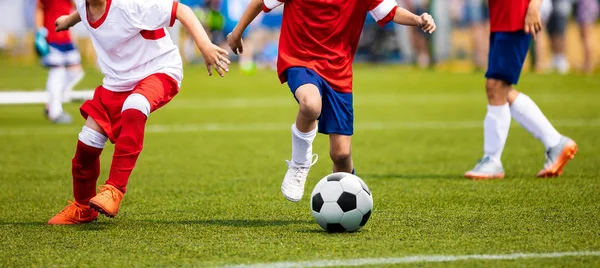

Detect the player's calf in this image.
[329,134,353,173]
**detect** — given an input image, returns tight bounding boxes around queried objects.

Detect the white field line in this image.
[1,91,594,107]
[0,119,599,137]
[223,251,600,268]
[0,90,95,104]
[166,94,592,109]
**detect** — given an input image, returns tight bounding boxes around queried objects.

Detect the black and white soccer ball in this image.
[310,172,373,232]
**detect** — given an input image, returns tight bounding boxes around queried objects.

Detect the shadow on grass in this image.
[0,221,49,226]
[0,221,110,230]
[297,229,363,235]
[362,173,462,180]
[139,219,313,227]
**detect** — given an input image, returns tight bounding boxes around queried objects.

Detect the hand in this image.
[524,6,542,39]
[417,13,436,34]
[226,32,244,55]
[55,15,71,32]
[200,44,230,77]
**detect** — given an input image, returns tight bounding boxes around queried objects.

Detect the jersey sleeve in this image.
[263,0,286,13]
[367,0,398,27]
[127,0,179,30]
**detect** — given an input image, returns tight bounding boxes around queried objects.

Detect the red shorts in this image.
[80,73,179,143]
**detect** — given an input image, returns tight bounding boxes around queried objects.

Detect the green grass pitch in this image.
[0,61,599,267]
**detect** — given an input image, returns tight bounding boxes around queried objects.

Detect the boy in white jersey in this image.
[48,0,230,225]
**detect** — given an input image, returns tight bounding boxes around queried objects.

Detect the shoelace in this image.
[543,150,555,169]
[59,201,83,218]
[287,154,319,184]
[97,186,120,201]
[474,156,490,170]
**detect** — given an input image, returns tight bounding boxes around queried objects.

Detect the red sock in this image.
[72,140,103,205]
[106,109,147,193]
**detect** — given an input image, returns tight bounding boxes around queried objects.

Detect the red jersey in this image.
[39,0,74,44]
[489,0,530,32]
[263,0,397,93]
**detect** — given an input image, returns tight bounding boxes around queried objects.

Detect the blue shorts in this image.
[485,31,531,85]
[284,67,354,136]
[42,42,81,67]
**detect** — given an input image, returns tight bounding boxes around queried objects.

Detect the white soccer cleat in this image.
[281,154,318,202]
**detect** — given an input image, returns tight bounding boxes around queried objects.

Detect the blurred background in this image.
[0,0,597,103]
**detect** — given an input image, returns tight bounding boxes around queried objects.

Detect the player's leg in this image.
[322,87,355,174]
[45,66,68,121]
[49,94,109,225]
[44,44,76,124]
[282,68,321,202]
[507,85,577,178]
[464,78,511,180]
[90,94,148,217]
[64,43,85,102]
[90,74,178,217]
[465,32,514,180]
[329,134,353,173]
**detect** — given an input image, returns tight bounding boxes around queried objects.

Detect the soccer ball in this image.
[310,172,373,232]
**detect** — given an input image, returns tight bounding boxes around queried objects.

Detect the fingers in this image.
[535,21,543,32]
[206,63,213,76]
[214,64,226,77]
[420,14,436,34]
[218,54,231,65]
[216,58,229,73]
[217,47,229,57]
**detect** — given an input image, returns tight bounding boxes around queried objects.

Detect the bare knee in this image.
[485,79,510,105]
[84,117,106,137]
[295,85,321,120]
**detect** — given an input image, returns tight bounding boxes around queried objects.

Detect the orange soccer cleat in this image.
[537,137,578,178]
[48,201,98,225]
[89,184,124,217]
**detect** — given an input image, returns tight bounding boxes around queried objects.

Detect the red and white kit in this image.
[74,0,183,142]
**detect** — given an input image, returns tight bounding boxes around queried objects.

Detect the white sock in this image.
[64,68,85,102]
[510,93,561,149]
[46,67,67,119]
[484,104,511,163]
[291,123,317,166]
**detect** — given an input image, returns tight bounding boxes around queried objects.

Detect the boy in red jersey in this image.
[35,0,84,124]
[48,0,230,224]
[228,0,436,202]
[464,0,577,180]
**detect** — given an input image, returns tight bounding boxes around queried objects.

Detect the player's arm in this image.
[35,0,44,30]
[176,3,230,77]
[55,11,81,32]
[525,0,543,39]
[34,0,50,57]
[392,7,436,33]
[226,0,264,55]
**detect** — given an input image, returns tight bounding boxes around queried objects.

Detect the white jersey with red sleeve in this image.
[74,0,183,92]
[263,0,397,93]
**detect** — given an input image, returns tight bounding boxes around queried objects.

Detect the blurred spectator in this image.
[463,0,489,70]
[547,0,572,74]
[409,0,432,68]
[575,0,599,73]
[531,0,553,72]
